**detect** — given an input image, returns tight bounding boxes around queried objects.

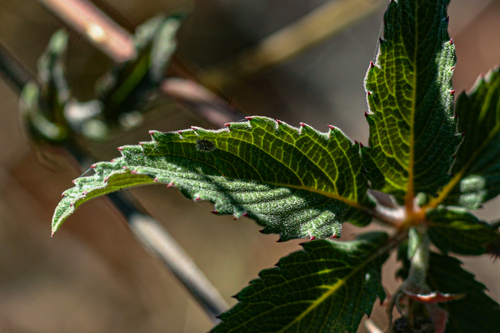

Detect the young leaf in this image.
[212,232,389,333]
[53,117,372,239]
[427,206,498,255]
[96,13,184,124]
[429,68,500,209]
[362,0,461,203]
[427,252,500,333]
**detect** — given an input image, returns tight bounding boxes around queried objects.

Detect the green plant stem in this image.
[404,226,430,294]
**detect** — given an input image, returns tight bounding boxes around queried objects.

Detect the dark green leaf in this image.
[432,68,500,209]
[362,0,461,202]
[427,252,500,333]
[53,117,372,239]
[212,232,389,333]
[427,206,498,255]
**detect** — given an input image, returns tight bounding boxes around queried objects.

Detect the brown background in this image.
[0,0,500,332]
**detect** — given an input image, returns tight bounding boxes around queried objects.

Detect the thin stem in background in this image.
[0,11,229,323]
[35,0,137,63]
[200,0,386,91]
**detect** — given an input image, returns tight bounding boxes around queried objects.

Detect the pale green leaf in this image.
[53,117,372,240]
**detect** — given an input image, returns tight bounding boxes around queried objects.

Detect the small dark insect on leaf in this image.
[196,139,216,152]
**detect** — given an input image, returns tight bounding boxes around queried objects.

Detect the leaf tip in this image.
[309,235,316,241]
[449,38,454,45]
[167,181,175,188]
[369,61,375,68]
[327,124,336,130]
[211,210,218,214]
[245,116,254,121]
[450,89,456,96]
[117,146,124,151]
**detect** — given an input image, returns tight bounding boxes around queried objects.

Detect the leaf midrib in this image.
[275,246,382,333]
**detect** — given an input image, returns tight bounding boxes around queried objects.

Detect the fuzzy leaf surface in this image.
[433,68,500,209]
[362,0,460,201]
[212,232,389,333]
[427,206,498,255]
[427,252,500,333]
[53,117,371,239]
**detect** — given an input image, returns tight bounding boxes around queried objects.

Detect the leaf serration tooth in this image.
[167,181,175,188]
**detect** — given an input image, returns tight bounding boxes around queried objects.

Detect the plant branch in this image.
[0,37,229,322]
[161,78,246,124]
[0,41,35,92]
[35,0,136,63]
[200,0,386,91]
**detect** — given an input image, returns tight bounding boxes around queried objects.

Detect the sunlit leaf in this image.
[362,0,461,202]
[52,117,372,239]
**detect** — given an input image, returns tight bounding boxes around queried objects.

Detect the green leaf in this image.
[427,252,500,333]
[362,0,461,202]
[212,232,389,333]
[432,68,500,209]
[53,117,372,239]
[20,29,71,144]
[426,206,498,255]
[96,13,184,124]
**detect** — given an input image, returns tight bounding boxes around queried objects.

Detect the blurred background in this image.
[0,0,500,332]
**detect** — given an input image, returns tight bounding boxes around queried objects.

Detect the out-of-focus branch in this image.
[162,78,246,125]
[0,29,229,322]
[35,0,136,63]
[0,41,34,92]
[200,0,386,91]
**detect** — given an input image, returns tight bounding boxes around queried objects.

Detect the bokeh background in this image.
[1,0,500,332]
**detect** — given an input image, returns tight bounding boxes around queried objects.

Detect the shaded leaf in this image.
[433,68,500,209]
[96,13,184,124]
[20,29,71,144]
[53,117,372,239]
[362,0,460,202]
[427,206,498,255]
[212,232,389,333]
[427,252,500,333]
